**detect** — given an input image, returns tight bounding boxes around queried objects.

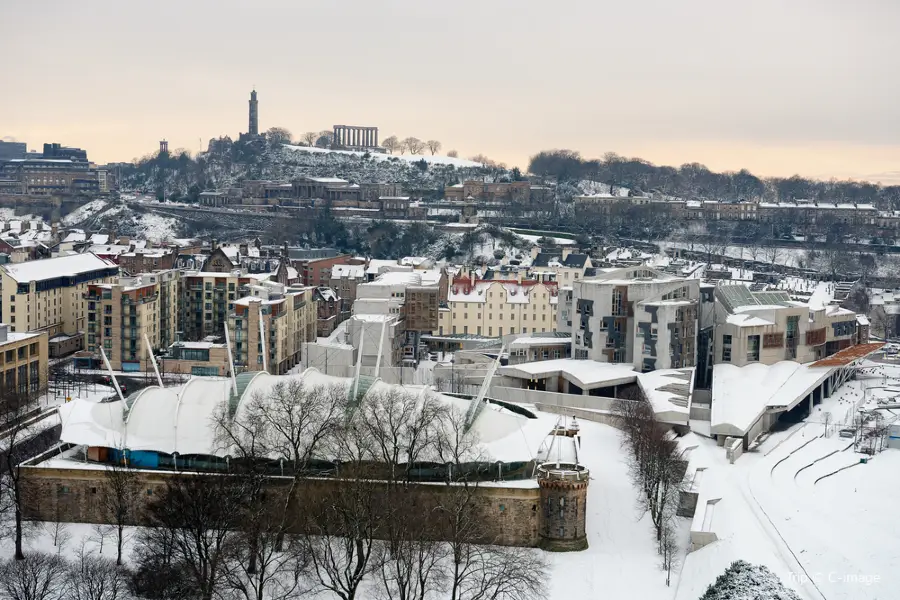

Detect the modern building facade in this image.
[713,285,867,367]
[570,267,700,372]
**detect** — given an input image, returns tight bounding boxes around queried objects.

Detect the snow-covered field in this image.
[283,144,484,168]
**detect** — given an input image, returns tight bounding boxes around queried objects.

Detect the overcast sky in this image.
[3,0,899,182]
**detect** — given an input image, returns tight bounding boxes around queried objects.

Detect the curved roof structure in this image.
[58,368,534,460]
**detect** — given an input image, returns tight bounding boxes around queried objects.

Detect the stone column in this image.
[352,128,357,147]
[338,127,344,146]
[365,129,370,147]
[374,128,379,147]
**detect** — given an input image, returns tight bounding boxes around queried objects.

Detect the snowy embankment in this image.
[60,199,109,226]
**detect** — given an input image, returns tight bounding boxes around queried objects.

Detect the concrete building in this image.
[1,253,118,339]
[347,314,405,367]
[164,340,230,377]
[570,267,699,372]
[439,274,559,339]
[0,325,48,397]
[713,285,866,367]
[330,263,367,320]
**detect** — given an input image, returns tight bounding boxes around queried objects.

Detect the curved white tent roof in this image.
[57,369,535,462]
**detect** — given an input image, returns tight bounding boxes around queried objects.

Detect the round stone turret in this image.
[536,461,589,551]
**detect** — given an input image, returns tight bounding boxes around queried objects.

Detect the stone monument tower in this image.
[536,416,589,551]
[248,89,259,136]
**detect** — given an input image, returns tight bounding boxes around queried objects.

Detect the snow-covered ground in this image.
[131,212,179,242]
[283,144,484,168]
[61,199,109,226]
[679,363,900,600]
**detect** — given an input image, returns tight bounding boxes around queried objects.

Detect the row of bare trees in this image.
[381,137,443,156]
[613,391,686,586]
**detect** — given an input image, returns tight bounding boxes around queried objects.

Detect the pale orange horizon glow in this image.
[3,0,899,183]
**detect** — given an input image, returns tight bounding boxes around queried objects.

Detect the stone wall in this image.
[20,465,542,548]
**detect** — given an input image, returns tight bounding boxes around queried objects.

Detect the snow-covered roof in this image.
[499,359,638,389]
[332,264,366,279]
[2,253,116,283]
[711,361,832,437]
[57,369,538,461]
[725,314,775,327]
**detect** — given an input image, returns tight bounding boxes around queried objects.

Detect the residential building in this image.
[330,263,367,319]
[570,267,700,371]
[85,275,167,372]
[118,247,177,274]
[439,274,559,339]
[0,325,48,397]
[228,286,316,375]
[293,254,355,287]
[180,246,255,341]
[314,287,342,337]
[1,253,118,340]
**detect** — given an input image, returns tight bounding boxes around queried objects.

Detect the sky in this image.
[3,0,900,183]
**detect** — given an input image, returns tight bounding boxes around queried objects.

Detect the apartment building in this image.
[531,248,592,287]
[570,267,700,372]
[0,325,48,397]
[438,274,559,338]
[180,246,255,341]
[1,253,118,339]
[293,254,355,287]
[331,263,366,319]
[713,285,866,367]
[85,275,166,372]
[227,286,316,375]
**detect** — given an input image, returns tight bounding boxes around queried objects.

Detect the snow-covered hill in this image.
[282,144,484,168]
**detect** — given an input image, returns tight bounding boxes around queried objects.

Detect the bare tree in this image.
[0,386,47,560]
[66,552,129,600]
[425,140,442,156]
[316,131,334,148]
[43,521,71,555]
[300,131,318,147]
[381,136,400,154]
[135,474,248,600]
[446,150,459,158]
[101,452,141,566]
[402,138,425,155]
[764,245,783,266]
[0,553,69,600]
[264,127,293,146]
[89,525,115,557]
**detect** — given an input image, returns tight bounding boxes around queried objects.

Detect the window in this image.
[747,335,760,362]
